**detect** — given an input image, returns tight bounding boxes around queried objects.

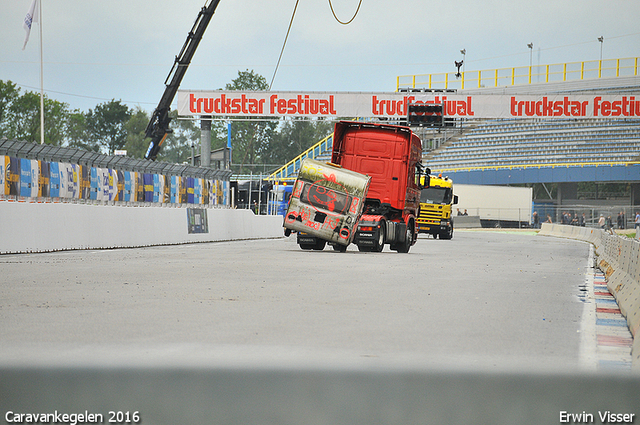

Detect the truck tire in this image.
[312,239,327,250]
[395,226,413,253]
[440,227,453,240]
[372,222,385,252]
[332,244,348,252]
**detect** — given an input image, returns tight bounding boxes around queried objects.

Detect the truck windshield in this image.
[420,187,452,204]
[301,182,351,214]
[272,189,292,202]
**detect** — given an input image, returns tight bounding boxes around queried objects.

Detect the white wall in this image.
[454,184,533,222]
[0,202,283,254]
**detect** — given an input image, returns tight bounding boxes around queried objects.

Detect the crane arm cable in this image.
[328,0,363,25]
[269,0,300,90]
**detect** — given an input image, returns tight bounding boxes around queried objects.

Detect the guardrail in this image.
[267,133,334,180]
[538,223,640,369]
[397,57,640,91]
[432,160,640,174]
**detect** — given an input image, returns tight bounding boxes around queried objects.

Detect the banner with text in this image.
[177,91,640,120]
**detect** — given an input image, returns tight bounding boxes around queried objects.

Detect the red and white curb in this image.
[580,246,633,371]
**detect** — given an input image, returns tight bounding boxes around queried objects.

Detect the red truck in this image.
[284,121,427,253]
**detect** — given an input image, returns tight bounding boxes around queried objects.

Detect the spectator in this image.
[457,208,462,216]
[463,209,468,216]
[617,212,623,229]
[532,211,539,229]
[598,214,605,229]
[635,212,640,239]
[580,213,586,227]
[546,215,553,223]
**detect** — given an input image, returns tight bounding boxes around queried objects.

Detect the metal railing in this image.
[397,57,640,91]
[431,160,640,174]
[267,133,334,180]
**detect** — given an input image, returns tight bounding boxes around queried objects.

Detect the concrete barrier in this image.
[540,223,640,370]
[0,201,283,254]
[452,215,482,228]
[1,364,639,425]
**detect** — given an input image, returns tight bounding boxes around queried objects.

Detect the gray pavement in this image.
[0,230,593,371]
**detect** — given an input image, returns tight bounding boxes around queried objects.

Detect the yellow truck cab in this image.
[417,174,457,239]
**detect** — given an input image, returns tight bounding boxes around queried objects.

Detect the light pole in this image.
[460,49,466,73]
[598,36,604,61]
[527,43,533,67]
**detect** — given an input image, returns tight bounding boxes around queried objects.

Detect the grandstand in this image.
[267,58,640,219]
[424,117,640,170]
[420,69,640,173]
[270,59,640,182]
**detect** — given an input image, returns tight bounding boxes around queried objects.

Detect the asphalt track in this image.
[0,229,595,371]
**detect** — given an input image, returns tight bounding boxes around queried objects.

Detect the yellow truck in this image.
[417,174,457,239]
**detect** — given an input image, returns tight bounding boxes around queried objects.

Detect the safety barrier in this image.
[539,223,640,369]
[1,364,639,425]
[0,200,283,254]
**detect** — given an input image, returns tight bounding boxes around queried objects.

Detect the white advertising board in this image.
[178,90,640,120]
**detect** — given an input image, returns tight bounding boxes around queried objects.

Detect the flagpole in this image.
[38,0,44,145]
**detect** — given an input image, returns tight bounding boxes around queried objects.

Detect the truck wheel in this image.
[396,226,412,253]
[332,244,348,252]
[373,222,385,252]
[313,239,327,250]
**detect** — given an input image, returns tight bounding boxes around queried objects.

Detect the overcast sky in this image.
[2,0,640,113]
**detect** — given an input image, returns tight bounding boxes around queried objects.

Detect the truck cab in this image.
[268,182,293,216]
[283,158,371,250]
[283,121,427,253]
[417,174,458,239]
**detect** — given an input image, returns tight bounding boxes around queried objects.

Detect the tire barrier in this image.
[539,223,640,370]
[0,155,230,206]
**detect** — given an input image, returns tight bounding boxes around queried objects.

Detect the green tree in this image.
[86,100,132,154]
[65,110,100,152]
[225,70,277,173]
[263,118,333,166]
[1,86,69,146]
[123,108,150,159]
[158,110,202,164]
[0,80,20,131]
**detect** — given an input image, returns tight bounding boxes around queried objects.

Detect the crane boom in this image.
[144,0,221,160]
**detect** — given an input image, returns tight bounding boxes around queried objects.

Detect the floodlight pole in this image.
[598,36,604,61]
[38,0,44,145]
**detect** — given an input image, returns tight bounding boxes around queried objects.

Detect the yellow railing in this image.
[397,57,640,91]
[431,160,640,174]
[267,133,334,180]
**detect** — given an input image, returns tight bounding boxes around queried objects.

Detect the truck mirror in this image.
[421,175,430,189]
[453,195,459,205]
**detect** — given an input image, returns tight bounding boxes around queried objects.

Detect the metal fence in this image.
[0,138,232,181]
[397,57,640,91]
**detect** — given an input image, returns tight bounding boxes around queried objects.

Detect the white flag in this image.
[22,0,39,50]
